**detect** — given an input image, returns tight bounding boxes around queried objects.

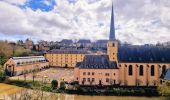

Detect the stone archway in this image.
[65,64,68,68]
[5,64,15,76]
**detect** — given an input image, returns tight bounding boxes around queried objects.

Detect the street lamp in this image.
[43,75,48,84]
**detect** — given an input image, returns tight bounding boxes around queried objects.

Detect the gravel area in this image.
[10,68,74,83]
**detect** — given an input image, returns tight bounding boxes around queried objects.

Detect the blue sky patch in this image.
[23,0,56,12]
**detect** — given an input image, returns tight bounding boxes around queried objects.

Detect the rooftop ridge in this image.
[109,0,116,41]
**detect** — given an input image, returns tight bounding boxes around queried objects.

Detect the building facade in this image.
[45,49,88,68]
[4,56,49,76]
[74,55,119,86]
[94,40,108,48]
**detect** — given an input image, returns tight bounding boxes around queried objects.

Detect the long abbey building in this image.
[74,3,170,86]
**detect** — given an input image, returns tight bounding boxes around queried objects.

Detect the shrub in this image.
[4,79,31,88]
[60,81,66,90]
[51,80,58,90]
[158,83,170,96]
[41,85,51,92]
[0,76,6,82]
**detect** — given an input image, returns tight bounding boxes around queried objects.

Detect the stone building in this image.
[36,40,50,51]
[74,55,119,86]
[94,40,108,48]
[25,38,34,50]
[45,49,88,68]
[4,56,49,76]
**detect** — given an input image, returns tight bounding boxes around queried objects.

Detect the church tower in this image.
[107,1,118,62]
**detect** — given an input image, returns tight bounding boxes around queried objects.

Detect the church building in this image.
[74,3,170,86]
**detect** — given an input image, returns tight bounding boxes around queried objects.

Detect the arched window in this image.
[139,65,143,76]
[128,65,133,76]
[162,65,166,74]
[151,65,155,76]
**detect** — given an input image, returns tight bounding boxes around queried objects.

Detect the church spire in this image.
[109,1,116,41]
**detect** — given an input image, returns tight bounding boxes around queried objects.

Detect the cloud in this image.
[0,0,170,45]
[1,0,26,5]
[43,0,52,6]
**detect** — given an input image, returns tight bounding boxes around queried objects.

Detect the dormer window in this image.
[139,58,142,61]
[150,58,153,61]
[96,65,98,68]
[162,58,165,62]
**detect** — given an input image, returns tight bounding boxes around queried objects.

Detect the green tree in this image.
[0,41,13,57]
[0,65,6,82]
[51,80,58,90]
[14,46,31,57]
[0,41,13,65]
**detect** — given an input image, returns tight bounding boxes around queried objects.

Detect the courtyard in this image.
[10,68,74,83]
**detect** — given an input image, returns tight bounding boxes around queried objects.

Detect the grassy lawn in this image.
[0,83,23,96]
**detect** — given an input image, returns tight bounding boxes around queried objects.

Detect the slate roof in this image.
[96,40,108,44]
[47,49,88,54]
[77,39,91,43]
[118,45,170,63]
[60,39,73,44]
[163,69,170,80]
[76,55,118,69]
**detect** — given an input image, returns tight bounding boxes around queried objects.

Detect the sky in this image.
[0,0,170,45]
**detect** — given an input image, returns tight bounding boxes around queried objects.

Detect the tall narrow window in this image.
[151,65,155,76]
[112,43,115,47]
[128,65,133,75]
[88,78,90,82]
[114,80,116,84]
[106,78,110,83]
[139,65,143,76]
[162,65,166,74]
[83,78,86,82]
